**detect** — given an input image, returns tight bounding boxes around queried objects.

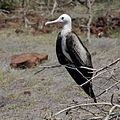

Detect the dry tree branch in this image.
[37,58,120,119]
[92,7,120,12]
[79,106,97,116]
[86,0,93,42]
[95,58,120,75]
[111,94,114,106]
[80,66,120,88]
[34,58,120,92]
[96,78,120,97]
[79,65,120,98]
[0,9,10,14]
[34,58,120,100]
[48,102,120,119]
[35,58,119,75]
[35,58,120,93]
[90,0,95,6]
[0,9,10,18]
[34,58,120,90]
[77,0,95,42]
[51,0,57,15]
[104,106,117,120]
[34,64,61,75]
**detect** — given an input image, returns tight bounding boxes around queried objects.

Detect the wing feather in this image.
[66,32,93,68]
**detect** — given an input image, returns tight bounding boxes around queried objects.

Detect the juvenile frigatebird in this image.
[45,14,97,103]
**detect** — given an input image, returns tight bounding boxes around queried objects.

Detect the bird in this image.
[45,14,97,103]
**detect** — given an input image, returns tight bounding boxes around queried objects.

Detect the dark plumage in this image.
[45,14,97,102]
[56,32,97,103]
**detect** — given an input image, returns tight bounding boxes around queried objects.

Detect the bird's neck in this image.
[61,23,72,37]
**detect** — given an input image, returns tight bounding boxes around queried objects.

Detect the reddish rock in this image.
[79,14,120,37]
[10,53,48,69]
[7,22,20,28]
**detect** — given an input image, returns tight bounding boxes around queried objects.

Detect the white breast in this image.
[61,36,72,62]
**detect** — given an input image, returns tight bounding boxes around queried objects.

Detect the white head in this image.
[45,14,72,36]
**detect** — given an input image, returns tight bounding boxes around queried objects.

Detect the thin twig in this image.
[34,64,61,75]
[51,0,57,15]
[48,102,120,119]
[95,58,120,75]
[34,59,120,98]
[111,94,114,106]
[34,58,120,75]
[97,79,120,97]
[80,66,119,88]
[93,7,120,12]
[104,106,117,120]
[86,0,93,42]
[0,9,10,13]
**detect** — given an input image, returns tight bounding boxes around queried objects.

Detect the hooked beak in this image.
[45,18,62,26]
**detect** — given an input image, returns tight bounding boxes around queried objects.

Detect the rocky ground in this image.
[0,28,119,120]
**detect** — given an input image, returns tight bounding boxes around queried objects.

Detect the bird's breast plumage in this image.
[61,35,72,62]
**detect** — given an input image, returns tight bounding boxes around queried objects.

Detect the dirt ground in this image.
[0,28,119,120]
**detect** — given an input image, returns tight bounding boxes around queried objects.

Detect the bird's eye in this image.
[61,17,64,20]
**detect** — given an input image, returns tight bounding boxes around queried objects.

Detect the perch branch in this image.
[35,58,120,98]
[34,64,61,75]
[80,66,119,88]
[79,58,120,87]
[34,58,120,76]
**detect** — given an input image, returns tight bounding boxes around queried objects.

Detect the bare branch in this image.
[0,9,10,14]
[86,0,92,42]
[111,94,114,106]
[35,58,120,98]
[90,0,95,6]
[35,58,119,74]
[80,66,119,88]
[104,106,117,120]
[95,58,120,75]
[92,7,120,12]
[34,64,62,75]
[51,0,57,15]
[79,58,120,87]
[97,78,120,97]
[48,102,120,119]
[86,14,92,42]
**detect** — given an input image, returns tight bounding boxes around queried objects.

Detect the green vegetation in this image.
[0,0,19,11]
[108,28,120,38]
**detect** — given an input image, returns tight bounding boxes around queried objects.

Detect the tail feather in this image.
[66,67,97,102]
[82,84,97,103]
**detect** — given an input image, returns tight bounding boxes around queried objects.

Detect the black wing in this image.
[65,32,96,102]
[56,32,96,102]
[66,32,93,68]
